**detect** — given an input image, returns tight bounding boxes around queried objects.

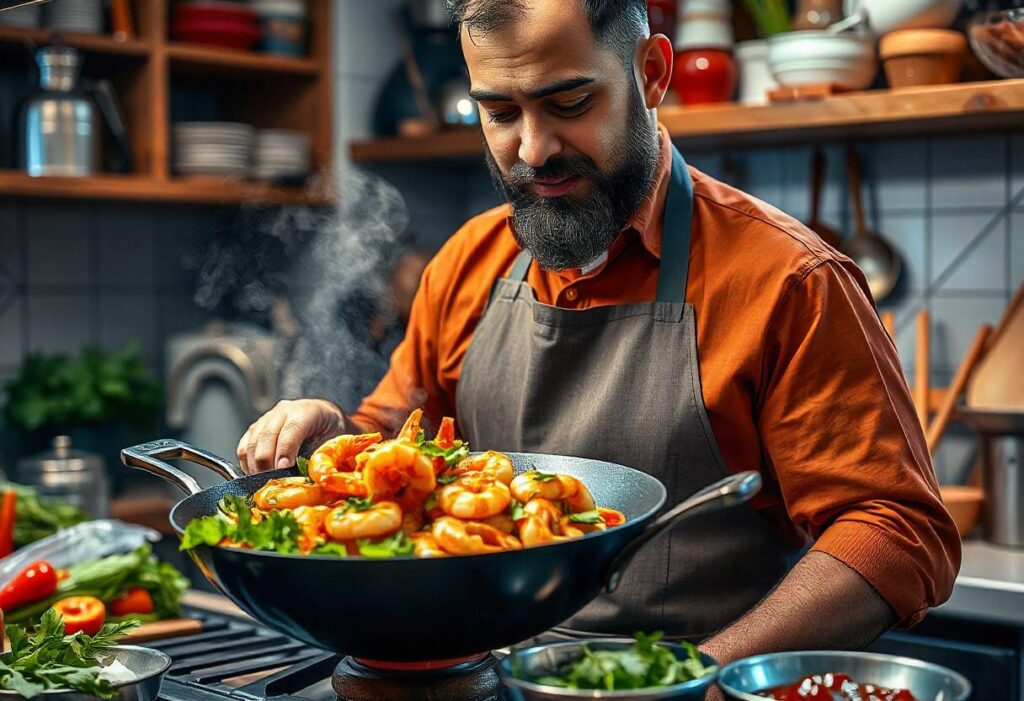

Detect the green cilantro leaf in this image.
[530,471,557,482]
[295,456,311,480]
[437,474,460,485]
[343,497,373,512]
[419,440,470,466]
[569,510,604,524]
[357,532,414,558]
[180,496,301,555]
[510,501,526,521]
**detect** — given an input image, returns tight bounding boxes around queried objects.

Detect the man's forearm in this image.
[700,551,896,666]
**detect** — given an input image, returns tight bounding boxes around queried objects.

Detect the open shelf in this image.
[167,43,320,78]
[0,26,150,56]
[350,78,1024,162]
[0,171,332,205]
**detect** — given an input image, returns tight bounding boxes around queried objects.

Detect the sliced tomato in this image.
[108,587,154,616]
[52,596,105,636]
[598,507,625,527]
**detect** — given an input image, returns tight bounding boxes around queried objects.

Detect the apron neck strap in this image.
[654,146,695,304]
[506,145,696,302]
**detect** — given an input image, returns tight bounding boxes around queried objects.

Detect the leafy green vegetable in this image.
[510,501,526,521]
[530,471,557,482]
[295,456,311,480]
[356,532,413,558]
[309,541,350,557]
[569,510,604,524]
[741,0,790,37]
[437,474,460,485]
[181,495,302,554]
[0,609,139,699]
[418,441,469,467]
[528,632,713,691]
[4,545,189,625]
[0,481,90,549]
[341,497,373,512]
[2,345,161,431]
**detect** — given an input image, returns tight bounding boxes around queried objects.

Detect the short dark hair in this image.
[446,0,649,66]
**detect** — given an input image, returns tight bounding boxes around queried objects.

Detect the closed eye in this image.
[549,94,593,117]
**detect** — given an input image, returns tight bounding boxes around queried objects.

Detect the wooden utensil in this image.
[805,149,842,247]
[967,283,1024,410]
[926,324,991,454]
[841,148,902,302]
[120,617,203,643]
[914,309,930,427]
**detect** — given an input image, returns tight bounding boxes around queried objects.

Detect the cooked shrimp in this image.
[308,432,382,482]
[517,498,587,547]
[481,512,515,534]
[411,531,447,558]
[362,440,436,509]
[397,408,423,442]
[452,450,514,486]
[325,501,402,540]
[434,416,456,448]
[437,472,510,519]
[510,472,596,513]
[431,516,522,555]
[401,509,424,536]
[253,477,324,510]
[291,505,330,553]
[321,471,369,498]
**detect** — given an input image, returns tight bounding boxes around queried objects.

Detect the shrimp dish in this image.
[181,409,626,559]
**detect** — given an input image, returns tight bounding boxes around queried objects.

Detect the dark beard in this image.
[485,86,660,271]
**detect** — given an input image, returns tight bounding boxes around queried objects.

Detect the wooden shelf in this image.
[0,27,150,56]
[167,43,320,78]
[350,79,1024,162]
[0,171,333,205]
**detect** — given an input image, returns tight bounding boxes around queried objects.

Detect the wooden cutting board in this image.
[967,284,1024,410]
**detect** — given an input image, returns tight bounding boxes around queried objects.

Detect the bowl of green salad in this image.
[498,632,717,700]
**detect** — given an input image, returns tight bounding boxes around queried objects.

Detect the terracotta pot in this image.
[880,29,967,87]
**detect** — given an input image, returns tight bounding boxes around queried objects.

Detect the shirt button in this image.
[565,288,579,302]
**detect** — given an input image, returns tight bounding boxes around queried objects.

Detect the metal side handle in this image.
[121,439,245,496]
[605,470,762,593]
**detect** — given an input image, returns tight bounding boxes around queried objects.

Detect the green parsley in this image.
[510,501,526,521]
[530,471,557,482]
[0,609,140,699]
[437,474,461,485]
[295,456,311,480]
[180,495,302,554]
[357,532,414,558]
[528,632,713,691]
[569,510,604,524]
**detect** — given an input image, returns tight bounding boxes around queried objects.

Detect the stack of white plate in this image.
[174,122,255,177]
[0,3,41,28]
[44,0,103,33]
[253,129,311,181]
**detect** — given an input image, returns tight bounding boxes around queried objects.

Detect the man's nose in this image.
[518,116,562,168]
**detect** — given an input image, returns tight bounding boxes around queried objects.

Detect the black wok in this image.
[122,439,759,662]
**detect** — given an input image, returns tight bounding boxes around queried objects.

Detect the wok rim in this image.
[167,452,668,563]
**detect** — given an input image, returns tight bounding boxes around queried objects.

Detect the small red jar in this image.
[672,48,737,105]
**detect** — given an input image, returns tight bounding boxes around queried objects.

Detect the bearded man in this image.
[238,0,959,666]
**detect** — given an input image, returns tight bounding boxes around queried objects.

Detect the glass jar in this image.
[16,436,109,519]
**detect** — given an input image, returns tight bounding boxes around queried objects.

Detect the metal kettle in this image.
[20,46,131,176]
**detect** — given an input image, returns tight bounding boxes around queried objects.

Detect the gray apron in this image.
[456,147,798,640]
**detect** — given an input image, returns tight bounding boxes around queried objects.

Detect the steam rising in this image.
[184,170,410,413]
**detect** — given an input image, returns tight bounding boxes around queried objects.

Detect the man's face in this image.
[462,0,659,271]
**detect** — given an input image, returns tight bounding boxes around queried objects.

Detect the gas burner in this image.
[332,655,503,701]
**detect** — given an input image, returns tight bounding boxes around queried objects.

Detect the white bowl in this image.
[768,31,878,89]
[844,0,962,36]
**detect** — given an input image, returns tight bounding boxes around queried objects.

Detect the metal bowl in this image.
[0,645,171,701]
[718,650,971,701]
[968,9,1024,79]
[497,639,718,700]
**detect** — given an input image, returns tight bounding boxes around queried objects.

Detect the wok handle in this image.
[605,470,761,593]
[121,439,245,496]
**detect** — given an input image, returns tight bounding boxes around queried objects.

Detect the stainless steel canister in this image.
[959,407,1024,548]
[16,435,110,518]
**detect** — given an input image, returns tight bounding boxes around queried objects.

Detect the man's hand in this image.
[236,399,348,473]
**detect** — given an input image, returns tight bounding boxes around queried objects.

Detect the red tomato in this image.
[52,596,106,636]
[108,587,154,616]
[0,561,58,612]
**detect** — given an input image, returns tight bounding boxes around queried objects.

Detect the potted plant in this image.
[736,0,790,103]
[1,345,162,491]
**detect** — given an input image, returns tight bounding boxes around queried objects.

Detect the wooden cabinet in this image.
[0,0,333,204]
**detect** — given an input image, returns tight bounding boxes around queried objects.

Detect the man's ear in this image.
[639,34,673,109]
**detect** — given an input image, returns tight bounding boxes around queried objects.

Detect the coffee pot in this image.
[21,45,132,176]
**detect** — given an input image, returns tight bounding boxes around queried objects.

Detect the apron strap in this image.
[508,249,532,283]
[655,146,695,304]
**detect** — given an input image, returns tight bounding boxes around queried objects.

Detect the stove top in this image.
[151,607,512,701]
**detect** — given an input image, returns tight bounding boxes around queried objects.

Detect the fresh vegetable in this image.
[356,532,413,558]
[180,495,303,553]
[0,561,58,612]
[0,481,89,549]
[0,490,17,557]
[529,632,713,691]
[4,545,188,626]
[51,596,105,636]
[108,587,153,617]
[0,608,138,699]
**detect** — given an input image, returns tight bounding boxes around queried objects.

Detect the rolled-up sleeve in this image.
[758,260,961,627]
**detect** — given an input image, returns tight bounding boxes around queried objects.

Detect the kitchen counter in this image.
[934,540,1024,626]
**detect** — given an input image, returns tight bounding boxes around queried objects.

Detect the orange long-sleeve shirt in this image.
[352,126,960,627]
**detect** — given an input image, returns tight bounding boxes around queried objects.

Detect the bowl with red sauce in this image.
[717,651,970,701]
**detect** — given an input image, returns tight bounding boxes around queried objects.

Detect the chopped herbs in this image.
[437,474,461,485]
[0,609,139,699]
[528,632,713,691]
[180,495,302,554]
[295,456,311,480]
[530,471,557,482]
[510,501,526,521]
[342,497,373,512]
[569,510,604,524]
[357,532,413,558]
